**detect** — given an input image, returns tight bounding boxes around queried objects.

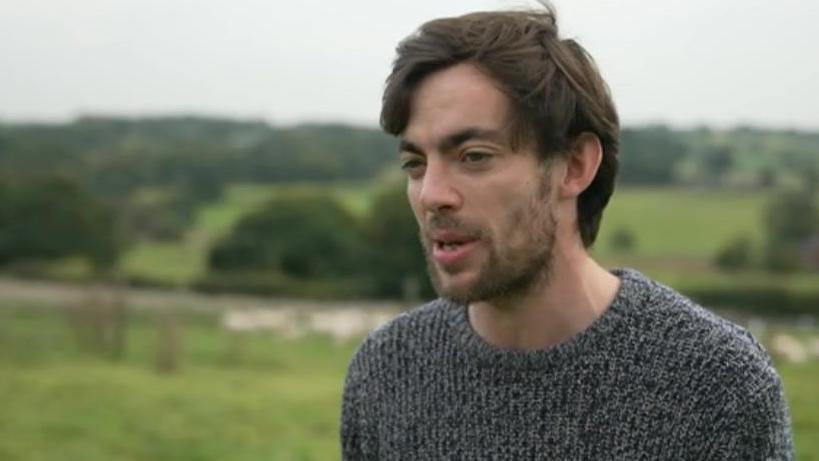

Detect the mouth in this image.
[435,239,470,252]
[430,237,480,267]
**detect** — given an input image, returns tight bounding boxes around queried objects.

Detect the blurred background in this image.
[1,0,818,459]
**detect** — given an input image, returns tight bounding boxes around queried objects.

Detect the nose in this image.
[417,159,463,212]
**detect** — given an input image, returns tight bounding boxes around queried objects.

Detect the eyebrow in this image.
[399,128,505,155]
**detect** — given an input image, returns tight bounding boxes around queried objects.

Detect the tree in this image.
[0,175,122,270]
[365,181,434,299]
[208,192,367,279]
[762,187,819,272]
[764,190,818,246]
[121,186,197,241]
[609,228,637,254]
[713,236,753,271]
[619,126,689,185]
[698,145,734,185]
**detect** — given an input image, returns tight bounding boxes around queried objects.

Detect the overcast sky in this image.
[1,0,817,129]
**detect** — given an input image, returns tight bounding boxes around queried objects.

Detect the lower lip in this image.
[432,240,479,267]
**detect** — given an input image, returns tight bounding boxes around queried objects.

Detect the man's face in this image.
[400,63,559,304]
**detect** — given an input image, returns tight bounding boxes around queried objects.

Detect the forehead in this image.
[403,63,513,145]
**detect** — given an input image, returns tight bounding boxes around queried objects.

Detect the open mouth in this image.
[430,237,480,266]
[427,227,481,265]
[436,240,468,252]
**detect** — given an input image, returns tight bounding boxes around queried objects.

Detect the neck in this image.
[468,241,620,351]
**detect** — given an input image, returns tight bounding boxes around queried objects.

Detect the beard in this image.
[420,178,557,305]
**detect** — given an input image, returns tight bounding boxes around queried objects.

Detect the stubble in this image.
[422,176,557,305]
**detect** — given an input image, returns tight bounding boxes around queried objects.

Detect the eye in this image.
[462,151,492,165]
[400,157,426,177]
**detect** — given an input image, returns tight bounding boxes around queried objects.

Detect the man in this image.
[342,5,794,460]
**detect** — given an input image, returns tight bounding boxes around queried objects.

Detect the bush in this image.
[122,187,198,242]
[364,181,434,299]
[194,270,374,300]
[713,236,753,271]
[208,192,367,279]
[764,189,818,245]
[0,175,123,270]
[762,242,804,273]
[683,285,819,317]
[761,188,819,273]
[609,228,637,253]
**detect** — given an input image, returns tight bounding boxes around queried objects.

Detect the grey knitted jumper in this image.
[341,269,794,460]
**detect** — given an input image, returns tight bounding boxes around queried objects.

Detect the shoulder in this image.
[617,269,781,398]
[620,273,794,458]
[345,299,452,380]
[362,298,450,352]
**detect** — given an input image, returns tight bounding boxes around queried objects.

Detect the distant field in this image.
[119,241,207,286]
[0,303,817,460]
[594,187,767,260]
[120,182,373,285]
[118,184,776,286]
[197,182,374,239]
[197,182,375,240]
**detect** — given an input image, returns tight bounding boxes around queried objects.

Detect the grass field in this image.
[0,303,357,461]
[1,302,817,460]
[198,182,374,239]
[594,187,768,259]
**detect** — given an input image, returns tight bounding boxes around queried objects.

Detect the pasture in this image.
[594,187,768,259]
[119,183,373,285]
[0,302,357,461]
[0,301,818,460]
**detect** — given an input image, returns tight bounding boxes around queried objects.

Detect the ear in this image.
[557,132,603,200]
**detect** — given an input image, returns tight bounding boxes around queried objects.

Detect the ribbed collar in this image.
[442,268,651,370]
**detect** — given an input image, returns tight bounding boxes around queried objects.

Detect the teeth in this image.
[442,243,460,251]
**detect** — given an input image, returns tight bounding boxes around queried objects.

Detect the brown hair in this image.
[381,4,619,247]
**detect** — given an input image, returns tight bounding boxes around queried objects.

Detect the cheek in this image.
[474,200,520,247]
[498,190,545,242]
[503,206,529,244]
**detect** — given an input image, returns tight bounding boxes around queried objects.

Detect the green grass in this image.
[119,241,208,286]
[0,303,358,461]
[197,184,278,239]
[779,362,819,457]
[594,187,767,259]
[1,303,818,460]
[0,364,346,461]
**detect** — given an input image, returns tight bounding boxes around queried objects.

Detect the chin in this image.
[434,272,481,304]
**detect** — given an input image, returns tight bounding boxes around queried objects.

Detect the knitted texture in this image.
[341,269,794,460]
